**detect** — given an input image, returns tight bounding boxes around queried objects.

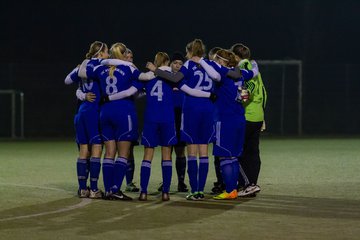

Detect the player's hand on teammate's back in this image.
[85,92,96,102]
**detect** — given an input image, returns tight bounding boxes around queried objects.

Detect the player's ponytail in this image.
[85,41,107,59]
[186,39,205,58]
[109,42,127,77]
[154,52,170,67]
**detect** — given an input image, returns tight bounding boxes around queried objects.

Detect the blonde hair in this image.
[215,49,239,67]
[109,42,127,77]
[154,52,170,67]
[85,41,107,59]
[186,39,205,58]
[109,43,127,60]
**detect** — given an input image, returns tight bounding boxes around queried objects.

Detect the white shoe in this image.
[89,189,104,199]
[238,184,260,197]
[78,188,90,198]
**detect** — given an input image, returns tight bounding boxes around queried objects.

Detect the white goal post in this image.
[0,89,24,138]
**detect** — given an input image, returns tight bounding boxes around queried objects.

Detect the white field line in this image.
[0,183,91,222]
[0,198,92,222]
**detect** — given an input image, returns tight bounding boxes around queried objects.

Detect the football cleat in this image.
[78,188,90,198]
[125,182,140,192]
[138,192,147,201]
[89,189,104,199]
[103,191,113,200]
[213,190,238,200]
[186,192,199,201]
[196,191,205,200]
[162,192,170,201]
[111,190,133,201]
[238,184,261,197]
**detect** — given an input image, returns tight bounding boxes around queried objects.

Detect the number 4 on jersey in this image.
[150,80,163,101]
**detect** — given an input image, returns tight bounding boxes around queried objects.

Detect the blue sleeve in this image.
[131,68,141,80]
[208,60,228,79]
[179,65,189,79]
[70,69,81,84]
[240,69,254,81]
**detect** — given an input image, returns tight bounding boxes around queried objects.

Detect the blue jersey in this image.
[93,64,142,111]
[79,58,103,111]
[93,64,141,142]
[143,68,175,123]
[179,60,215,144]
[209,61,245,116]
[178,60,214,108]
[173,88,184,108]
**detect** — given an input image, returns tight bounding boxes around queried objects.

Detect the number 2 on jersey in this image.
[194,71,212,91]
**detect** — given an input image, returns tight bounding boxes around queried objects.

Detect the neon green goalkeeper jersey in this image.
[239,59,267,122]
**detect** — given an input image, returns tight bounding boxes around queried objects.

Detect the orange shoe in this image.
[213,190,237,200]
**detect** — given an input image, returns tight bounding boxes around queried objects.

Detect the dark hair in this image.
[230,43,251,59]
[171,52,185,63]
[209,47,222,59]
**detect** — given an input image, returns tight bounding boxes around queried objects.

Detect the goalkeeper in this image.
[231,43,267,197]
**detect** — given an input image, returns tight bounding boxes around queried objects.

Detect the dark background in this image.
[1,0,359,138]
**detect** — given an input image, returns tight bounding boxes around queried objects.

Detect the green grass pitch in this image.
[0,138,360,239]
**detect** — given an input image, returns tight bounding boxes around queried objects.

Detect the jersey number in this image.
[150,80,163,101]
[82,81,93,91]
[105,76,118,95]
[194,71,212,91]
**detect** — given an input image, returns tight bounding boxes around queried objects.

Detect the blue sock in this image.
[90,157,101,191]
[198,157,209,192]
[187,156,198,193]
[220,159,235,193]
[102,158,114,192]
[140,160,151,193]
[112,157,128,192]
[231,158,240,190]
[162,160,172,193]
[77,158,88,190]
[126,157,135,185]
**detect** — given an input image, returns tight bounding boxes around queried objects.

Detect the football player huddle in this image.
[64,39,267,202]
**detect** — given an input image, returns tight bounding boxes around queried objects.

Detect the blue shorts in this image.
[74,108,102,145]
[180,106,215,144]
[141,121,177,147]
[100,109,139,142]
[213,115,246,157]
